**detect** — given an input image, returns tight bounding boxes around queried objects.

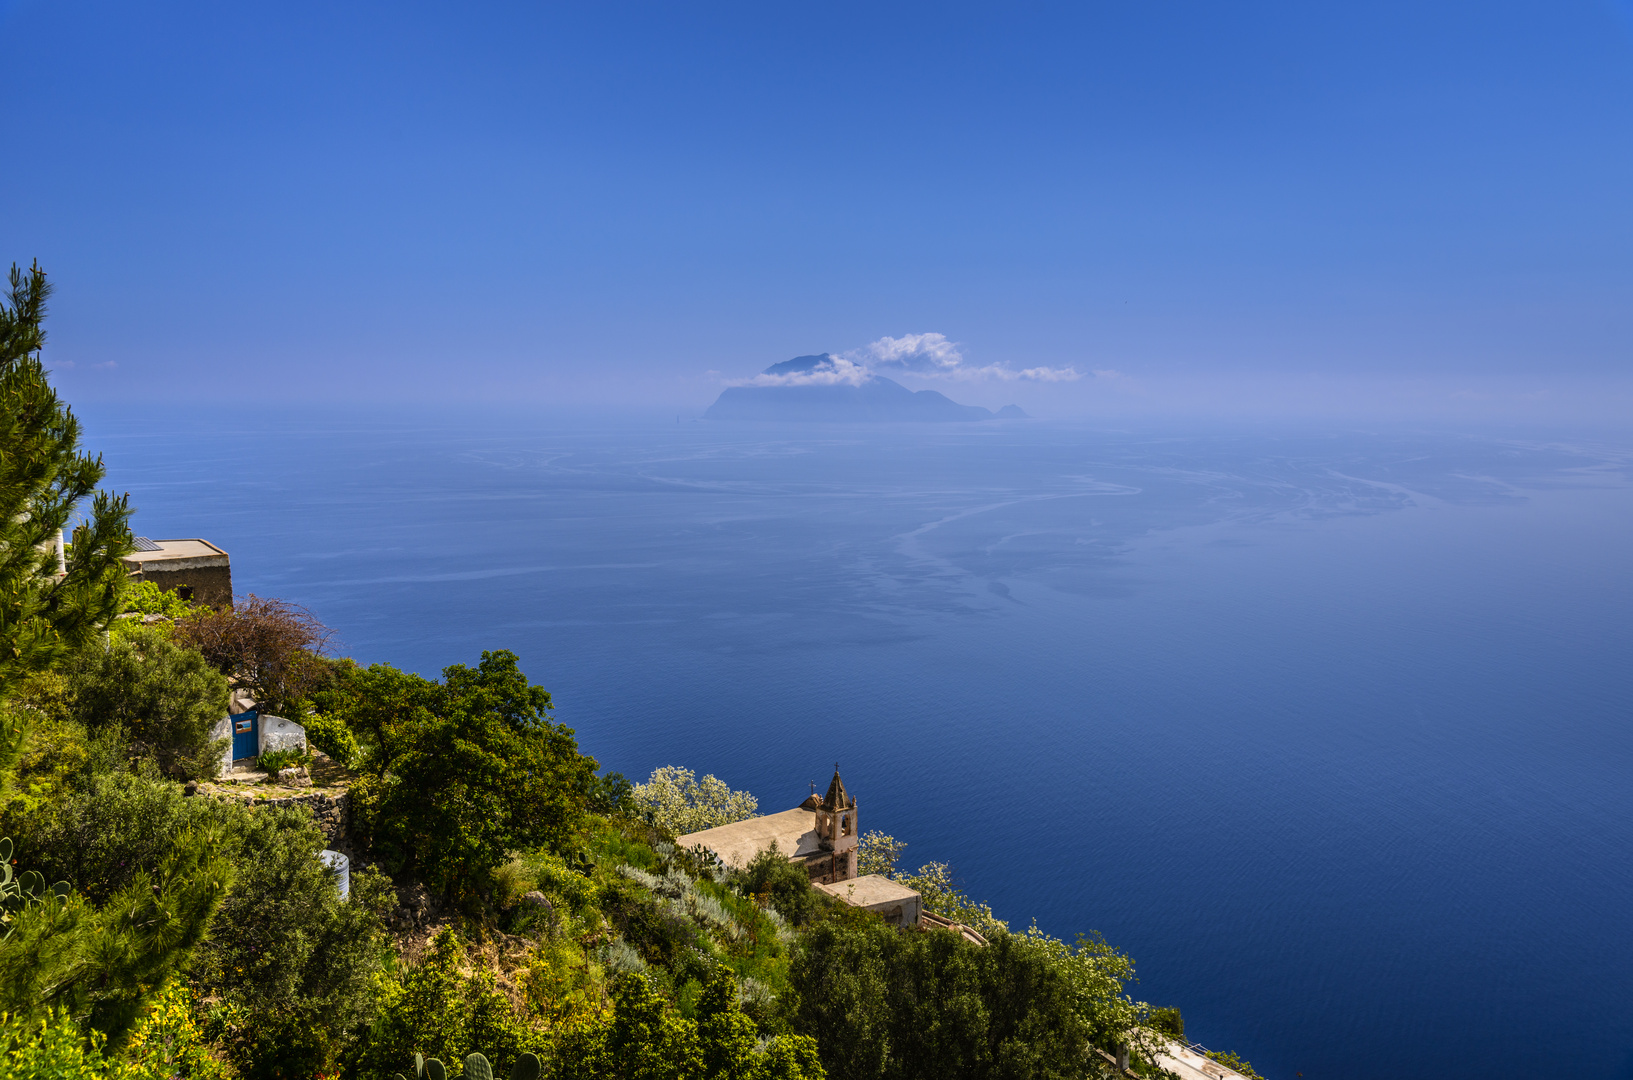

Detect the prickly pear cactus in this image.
[464,1053,494,1080]
[510,1053,542,1080]
[0,836,70,940]
[425,1059,446,1080]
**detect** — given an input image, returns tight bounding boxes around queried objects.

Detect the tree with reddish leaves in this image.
[174,594,334,716]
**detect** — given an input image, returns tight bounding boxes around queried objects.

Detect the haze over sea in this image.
[90,409,1633,1080]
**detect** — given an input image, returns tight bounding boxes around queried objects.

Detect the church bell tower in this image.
[813,765,858,883]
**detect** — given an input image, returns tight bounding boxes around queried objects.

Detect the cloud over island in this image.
[730,333,1082,387]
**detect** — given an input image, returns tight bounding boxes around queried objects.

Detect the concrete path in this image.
[1150,1038,1257,1080]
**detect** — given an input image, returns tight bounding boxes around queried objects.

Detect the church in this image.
[677,768,946,935]
[677,767,860,884]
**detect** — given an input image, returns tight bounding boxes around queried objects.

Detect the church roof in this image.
[821,768,852,810]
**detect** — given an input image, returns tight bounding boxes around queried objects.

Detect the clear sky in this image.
[4,1,1632,420]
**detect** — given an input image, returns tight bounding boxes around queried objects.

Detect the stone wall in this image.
[222,789,350,849]
[133,563,234,609]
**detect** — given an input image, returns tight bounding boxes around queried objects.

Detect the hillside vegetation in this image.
[0,263,1263,1080]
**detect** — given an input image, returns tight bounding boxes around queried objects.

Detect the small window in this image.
[176,586,195,601]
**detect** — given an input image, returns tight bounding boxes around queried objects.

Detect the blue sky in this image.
[4,1,1632,419]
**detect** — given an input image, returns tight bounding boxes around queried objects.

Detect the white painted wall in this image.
[259,715,307,754]
[211,715,233,775]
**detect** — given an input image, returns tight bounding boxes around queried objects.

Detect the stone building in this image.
[121,537,233,608]
[814,875,922,928]
[677,767,860,885]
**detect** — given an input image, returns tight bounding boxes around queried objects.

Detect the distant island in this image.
[706,354,1028,422]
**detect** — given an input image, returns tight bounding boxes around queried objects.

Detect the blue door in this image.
[231,711,258,760]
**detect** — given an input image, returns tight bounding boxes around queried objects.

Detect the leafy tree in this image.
[855,831,906,878]
[631,766,758,835]
[64,624,230,779]
[894,861,1007,940]
[353,650,597,899]
[309,659,440,773]
[583,769,634,815]
[856,832,1006,939]
[1011,924,1149,1064]
[0,262,134,704]
[1148,1006,1183,1039]
[790,914,1094,1080]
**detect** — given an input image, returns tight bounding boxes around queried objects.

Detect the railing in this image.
[918,910,989,946]
[1174,1043,1251,1080]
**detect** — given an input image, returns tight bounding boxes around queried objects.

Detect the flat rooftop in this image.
[676,807,822,869]
[814,874,919,907]
[121,538,229,567]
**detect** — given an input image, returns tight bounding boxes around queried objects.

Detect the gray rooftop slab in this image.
[676,807,821,868]
[814,874,919,907]
[121,538,229,567]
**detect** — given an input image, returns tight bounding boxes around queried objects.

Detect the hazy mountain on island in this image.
[705,354,1028,422]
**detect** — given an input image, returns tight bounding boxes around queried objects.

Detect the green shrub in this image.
[0,1009,126,1080]
[597,877,698,969]
[64,624,230,779]
[1206,1049,1265,1080]
[791,916,1090,1080]
[1149,1006,1184,1039]
[118,579,203,622]
[14,769,228,903]
[302,711,360,768]
[195,804,393,1078]
[256,746,309,775]
[358,927,547,1080]
[737,843,823,926]
[502,849,597,917]
[122,980,228,1080]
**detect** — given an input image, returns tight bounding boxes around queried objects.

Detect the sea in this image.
[84,408,1633,1080]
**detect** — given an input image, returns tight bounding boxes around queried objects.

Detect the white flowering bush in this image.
[858,830,907,877]
[630,765,758,834]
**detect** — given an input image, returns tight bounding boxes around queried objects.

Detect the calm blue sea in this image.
[85,409,1633,1080]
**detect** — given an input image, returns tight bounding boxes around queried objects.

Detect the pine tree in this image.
[0,262,133,702]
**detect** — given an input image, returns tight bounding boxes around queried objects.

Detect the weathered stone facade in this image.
[120,538,234,608]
